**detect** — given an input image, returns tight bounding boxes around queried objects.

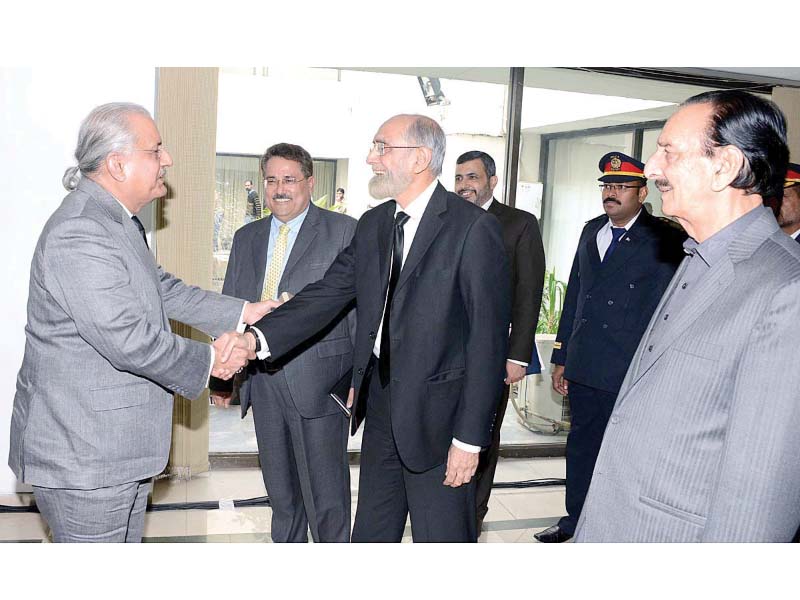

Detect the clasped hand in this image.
[211,331,256,380]
[242,299,283,324]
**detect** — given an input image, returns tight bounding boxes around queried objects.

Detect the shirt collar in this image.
[480,197,494,211]
[111,195,133,219]
[272,203,310,232]
[394,179,439,221]
[684,205,764,267]
[603,208,642,232]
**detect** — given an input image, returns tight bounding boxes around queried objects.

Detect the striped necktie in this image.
[261,224,290,301]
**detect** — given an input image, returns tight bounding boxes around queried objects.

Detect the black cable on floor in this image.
[0,478,565,514]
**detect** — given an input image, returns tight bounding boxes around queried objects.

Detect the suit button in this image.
[648,345,653,352]
[585,294,591,299]
[610,416,619,424]
[357,367,364,375]
[607,300,614,305]
[629,283,635,289]
[368,331,376,340]
[602,324,608,329]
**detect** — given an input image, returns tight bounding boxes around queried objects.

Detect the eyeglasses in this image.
[599,184,644,192]
[264,176,307,187]
[369,141,421,156]
[134,147,166,159]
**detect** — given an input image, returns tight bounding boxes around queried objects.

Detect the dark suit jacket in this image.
[487,199,545,370]
[255,183,511,472]
[212,204,357,418]
[551,209,685,394]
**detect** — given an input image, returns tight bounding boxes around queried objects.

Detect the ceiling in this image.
[345,67,800,135]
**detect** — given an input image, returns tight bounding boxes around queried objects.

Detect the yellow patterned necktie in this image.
[261,224,290,301]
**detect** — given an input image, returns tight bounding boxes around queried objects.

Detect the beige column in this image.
[155,67,220,479]
[773,86,800,159]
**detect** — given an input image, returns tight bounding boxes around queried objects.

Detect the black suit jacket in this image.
[487,199,545,366]
[551,210,685,394]
[256,183,511,472]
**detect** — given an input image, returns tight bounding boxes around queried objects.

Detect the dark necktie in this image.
[131,215,150,249]
[602,226,626,263]
[378,211,410,387]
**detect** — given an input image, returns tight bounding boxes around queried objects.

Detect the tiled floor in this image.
[0,456,566,543]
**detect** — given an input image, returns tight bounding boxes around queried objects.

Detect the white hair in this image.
[62,102,151,190]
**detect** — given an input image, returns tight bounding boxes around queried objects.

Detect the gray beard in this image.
[369,172,412,200]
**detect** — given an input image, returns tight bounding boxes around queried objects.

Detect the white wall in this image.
[0,68,157,494]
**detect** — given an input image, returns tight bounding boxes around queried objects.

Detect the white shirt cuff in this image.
[236,302,247,333]
[249,326,271,360]
[452,438,481,453]
[508,359,528,367]
[207,345,215,383]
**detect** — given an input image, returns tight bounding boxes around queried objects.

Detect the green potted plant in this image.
[512,269,571,435]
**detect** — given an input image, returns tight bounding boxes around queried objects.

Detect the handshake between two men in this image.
[209,298,282,381]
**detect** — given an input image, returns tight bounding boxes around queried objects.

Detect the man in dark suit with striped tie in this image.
[778,163,800,242]
[535,152,684,543]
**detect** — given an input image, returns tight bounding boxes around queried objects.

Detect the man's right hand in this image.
[211,332,254,380]
[210,390,233,408]
[551,364,569,396]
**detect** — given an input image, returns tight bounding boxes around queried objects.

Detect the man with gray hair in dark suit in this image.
[8,102,273,542]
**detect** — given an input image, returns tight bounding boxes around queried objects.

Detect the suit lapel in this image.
[623,257,734,396]
[376,201,395,293]
[396,183,446,291]
[281,204,320,284]
[581,218,605,290]
[249,217,272,300]
[81,179,161,289]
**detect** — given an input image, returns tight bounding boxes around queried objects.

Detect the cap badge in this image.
[610,156,622,171]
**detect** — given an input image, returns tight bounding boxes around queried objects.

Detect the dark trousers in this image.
[558,381,617,535]
[250,373,350,543]
[474,383,510,530]
[351,363,478,543]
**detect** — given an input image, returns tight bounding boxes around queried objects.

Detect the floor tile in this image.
[493,488,566,520]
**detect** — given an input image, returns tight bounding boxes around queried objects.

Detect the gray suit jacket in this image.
[9,177,244,489]
[575,207,800,542]
[217,203,357,418]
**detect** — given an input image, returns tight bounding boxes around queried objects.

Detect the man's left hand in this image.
[243,300,282,324]
[443,444,479,488]
[504,361,527,385]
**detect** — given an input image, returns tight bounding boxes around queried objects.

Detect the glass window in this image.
[641,127,665,217]
[542,132,634,281]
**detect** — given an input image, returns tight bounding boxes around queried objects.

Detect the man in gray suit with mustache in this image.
[8,102,270,542]
[575,90,800,542]
[211,143,357,543]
